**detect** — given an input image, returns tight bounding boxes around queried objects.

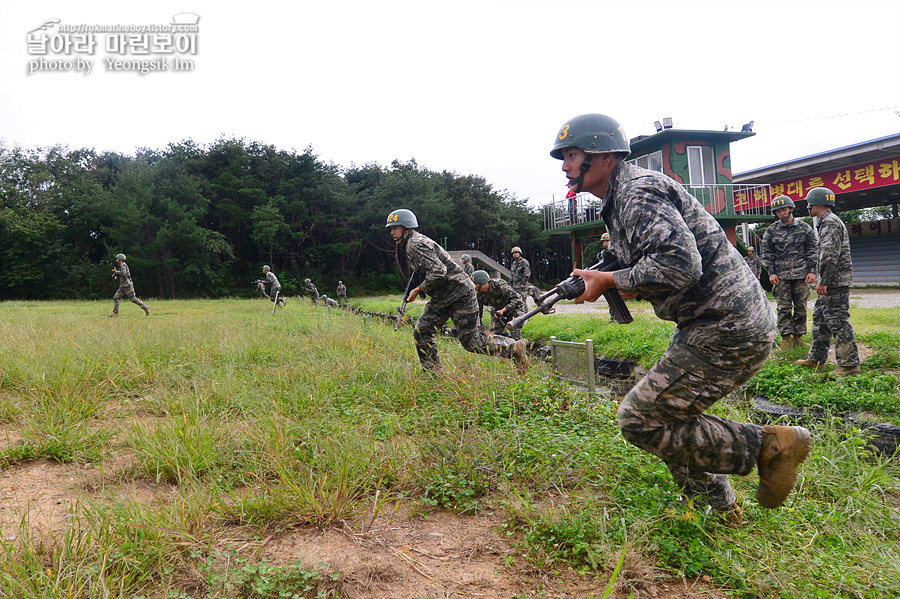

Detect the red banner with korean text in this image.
[771,156,900,203]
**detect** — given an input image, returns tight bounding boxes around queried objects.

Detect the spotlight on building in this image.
[662,117,673,129]
[654,120,663,132]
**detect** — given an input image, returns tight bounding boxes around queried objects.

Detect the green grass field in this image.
[0,297,898,598]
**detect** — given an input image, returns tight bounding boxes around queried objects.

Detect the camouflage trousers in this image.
[113,286,148,313]
[269,286,281,302]
[310,291,319,306]
[414,292,519,371]
[617,332,772,511]
[337,293,347,305]
[808,286,859,367]
[257,283,269,299]
[774,278,810,336]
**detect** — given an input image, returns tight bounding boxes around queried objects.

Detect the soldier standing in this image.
[304,278,319,306]
[336,280,348,305]
[386,209,527,373]
[760,196,818,347]
[554,114,810,524]
[509,246,531,304]
[744,246,762,281]
[460,254,475,277]
[472,270,526,340]
[263,265,286,307]
[601,232,616,322]
[796,188,860,376]
[110,253,150,317]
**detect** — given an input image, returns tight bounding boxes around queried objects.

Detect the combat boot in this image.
[720,502,744,527]
[795,358,823,370]
[108,312,118,318]
[833,365,860,377]
[513,339,529,374]
[756,425,811,509]
[793,334,808,347]
[780,335,795,348]
[144,306,150,316]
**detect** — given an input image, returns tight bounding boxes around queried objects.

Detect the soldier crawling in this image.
[471,270,526,340]
[386,208,527,373]
[109,253,150,317]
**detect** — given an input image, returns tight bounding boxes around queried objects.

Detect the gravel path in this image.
[537,287,900,316]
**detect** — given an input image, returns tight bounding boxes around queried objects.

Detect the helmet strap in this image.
[572,153,594,193]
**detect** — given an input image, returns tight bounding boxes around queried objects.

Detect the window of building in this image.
[687,145,716,185]
[633,150,663,173]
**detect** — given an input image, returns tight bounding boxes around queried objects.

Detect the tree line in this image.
[0,138,571,300]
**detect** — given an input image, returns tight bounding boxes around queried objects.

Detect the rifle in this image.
[395,271,423,331]
[507,249,633,330]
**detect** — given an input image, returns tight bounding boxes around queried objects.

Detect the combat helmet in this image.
[385,209,418,229]
[550,114,630,160]
[601,232,610,242]
[805,187,836,206]
[262,265,270,272]
[471,270,490,284]
[511,246,522,254]
[747,246,755,253]
[461,254,471,262]
[770,195,795,212]
[304,278,311,283]
[115,253,126,261]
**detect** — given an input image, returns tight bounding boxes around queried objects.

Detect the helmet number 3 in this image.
[558,125,570,141]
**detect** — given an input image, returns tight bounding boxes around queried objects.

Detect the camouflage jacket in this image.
[744,254,761,277]
[816,210,853,288]
[760,218,817,280]
[477,278,526,316]
[462,262,474,276]
[403,230,474,308]
[336,283,347,297]
[265,271,281,289]
[510,257,531,288]
[114,262,134,290]
[601,161,774,346]
[306,283,318,296]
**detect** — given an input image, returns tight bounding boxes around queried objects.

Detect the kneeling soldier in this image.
[472,270,526,340]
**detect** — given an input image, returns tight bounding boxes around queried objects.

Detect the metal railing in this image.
[542,184,773,231]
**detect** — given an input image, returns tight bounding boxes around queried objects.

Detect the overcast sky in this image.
[2,0,899,206]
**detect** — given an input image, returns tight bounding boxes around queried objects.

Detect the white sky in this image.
[2,0,899,206]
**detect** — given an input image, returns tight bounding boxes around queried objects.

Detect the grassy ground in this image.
[0,298,898,598]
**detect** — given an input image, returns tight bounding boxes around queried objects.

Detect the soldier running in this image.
[304,278,319,306]
[263,265,286,308]
[109,253,150,317]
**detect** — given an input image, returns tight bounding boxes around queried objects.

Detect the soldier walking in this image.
[554,113,810,524]
[760,196,818,347]
[262,265,286,308]
[744,246,762,281]
[304,278,319,306]
[509,246,531,304]
[796,188,860,376]
[386,209,527,373]
[472,270,526,340]
[336,281,348,305]
[460,254,475,276]
[109,253,150,317]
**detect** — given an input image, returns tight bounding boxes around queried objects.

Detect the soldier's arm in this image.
[804,226,818,275]
[409,244,448,296]
[816,220,841,287]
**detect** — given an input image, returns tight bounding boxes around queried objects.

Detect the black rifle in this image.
[395,271,423,331]
[507,249,633,330]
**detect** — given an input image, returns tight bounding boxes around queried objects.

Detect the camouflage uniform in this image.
[807,210,859,367]
[112,261,150,315]
[510,255,531,301]
[255,280,269,298]
[336,283,347,305]
[462,261,474,277]
[744,253,762,279]
[403,230,520,371]
[603,162,776,511]
[265,270,281,303]
[322,296,339,308]
[306,282,319,306]
[477,278,526,340]
[760,219,817,337]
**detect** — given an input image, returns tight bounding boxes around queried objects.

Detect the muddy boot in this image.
[513,339,529,374]
[720,502,744,527]
[833,365,860,377]
[793,334,808,347]
[795,358,823,370]
[780,335,794,348]
[108,312,118,318]
[756,425,812,509]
